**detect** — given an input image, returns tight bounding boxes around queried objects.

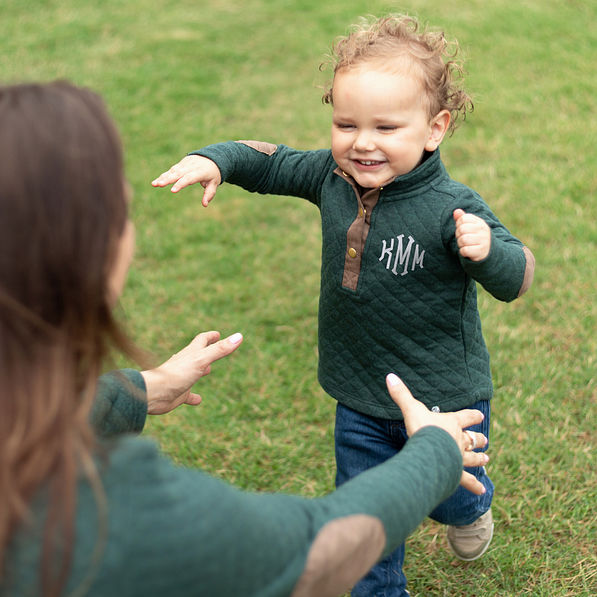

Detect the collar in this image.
[334,149,446,197]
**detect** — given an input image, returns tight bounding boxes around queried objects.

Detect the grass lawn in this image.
[2,0,595,595]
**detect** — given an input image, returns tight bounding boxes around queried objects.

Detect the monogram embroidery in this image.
[379,234,425,276]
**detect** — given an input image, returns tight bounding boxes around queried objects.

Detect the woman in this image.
[0,81,489,597]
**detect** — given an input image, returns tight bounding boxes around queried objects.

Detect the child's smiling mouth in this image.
[353,159,386,168]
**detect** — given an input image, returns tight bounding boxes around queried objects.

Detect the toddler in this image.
[153,15,535,596]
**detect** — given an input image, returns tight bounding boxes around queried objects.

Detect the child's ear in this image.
[425,110,451,151]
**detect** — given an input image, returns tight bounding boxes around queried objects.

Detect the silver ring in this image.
[465,430,477,451]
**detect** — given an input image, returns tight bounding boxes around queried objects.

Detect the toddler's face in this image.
[330,65,446,189]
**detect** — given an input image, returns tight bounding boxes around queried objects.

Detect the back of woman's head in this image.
[0,81,127,333]
[0,81,130,593]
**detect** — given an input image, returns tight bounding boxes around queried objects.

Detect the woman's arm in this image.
[89,331,243,437]
[90,369,147,437]
[107,375,486,597]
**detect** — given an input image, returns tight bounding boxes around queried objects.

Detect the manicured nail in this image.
[228,332,243,344]
[387,373,400,387]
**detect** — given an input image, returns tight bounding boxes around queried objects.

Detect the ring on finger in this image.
[465,429,477,451]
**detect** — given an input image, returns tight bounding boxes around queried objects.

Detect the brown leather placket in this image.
[336,169,381,291]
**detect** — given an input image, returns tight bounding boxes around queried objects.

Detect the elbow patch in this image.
[235,140,278,156]
[518,246,536,297]
[291,514,385,597]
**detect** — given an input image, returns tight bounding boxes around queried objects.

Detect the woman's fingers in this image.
[464,429,488,452]
[460,471,486,495]
[453,408,485,430]
[462,449,489,469]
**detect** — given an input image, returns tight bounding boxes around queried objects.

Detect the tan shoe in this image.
[447,508,494,561]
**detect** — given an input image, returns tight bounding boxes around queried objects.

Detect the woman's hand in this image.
[141,331,243,415]
[386,373,489,495]
[152,154,221,206]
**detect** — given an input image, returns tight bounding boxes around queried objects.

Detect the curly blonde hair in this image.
[321,15,473,133]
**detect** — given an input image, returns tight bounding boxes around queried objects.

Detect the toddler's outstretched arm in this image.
[152,155,221,207]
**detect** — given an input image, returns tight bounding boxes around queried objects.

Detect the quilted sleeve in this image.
[442,192,535,302]
[97,426,460,596]
[461,232,535,301]
[190,141,334,206]
[89,369,147,437]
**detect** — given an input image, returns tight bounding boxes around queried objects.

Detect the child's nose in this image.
[353,130,375,152]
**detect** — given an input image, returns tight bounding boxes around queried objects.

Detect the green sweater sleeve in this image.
[314,426,462,557]
[459,228,531,301]
[89,369,147,437]
[68,426,461,597]
[191,141,332,205]
[11,371,462,597]
[441,192,534,302]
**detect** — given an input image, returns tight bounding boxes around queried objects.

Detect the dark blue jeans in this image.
[334,401,494,597]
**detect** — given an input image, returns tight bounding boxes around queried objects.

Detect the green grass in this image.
[2,0,595,594]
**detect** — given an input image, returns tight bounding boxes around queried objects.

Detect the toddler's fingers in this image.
[152,169,178,187]
[202,181,219,207]
[453,208,466,221]
[171,172,202,193]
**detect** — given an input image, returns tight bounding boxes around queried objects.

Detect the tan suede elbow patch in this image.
[235,140,278,155]
[518,246,536,297]
[291,514,385,597]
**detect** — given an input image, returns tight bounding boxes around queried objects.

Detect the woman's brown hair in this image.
[0,81,135,595]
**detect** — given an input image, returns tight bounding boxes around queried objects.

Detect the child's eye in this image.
[335,123,355,130]
[378,125,398,132]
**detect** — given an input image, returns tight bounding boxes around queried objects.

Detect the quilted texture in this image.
[193,142,528,419]
[7,387,461,597]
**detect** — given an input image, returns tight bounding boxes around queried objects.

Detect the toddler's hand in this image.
[152,155,222,207]
[453,209,491,261]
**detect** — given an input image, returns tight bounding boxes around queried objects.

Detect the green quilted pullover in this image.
[193,142,535,419]
[5,370,463,596]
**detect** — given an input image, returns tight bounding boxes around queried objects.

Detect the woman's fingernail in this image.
[387,373,400,387]
[228,332,243,344]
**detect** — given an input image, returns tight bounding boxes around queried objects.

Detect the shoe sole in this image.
[448,522,494,562]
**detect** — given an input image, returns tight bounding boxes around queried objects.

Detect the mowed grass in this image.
[2,0,595,595]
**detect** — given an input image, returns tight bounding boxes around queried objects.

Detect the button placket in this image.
[335,169,381,291]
